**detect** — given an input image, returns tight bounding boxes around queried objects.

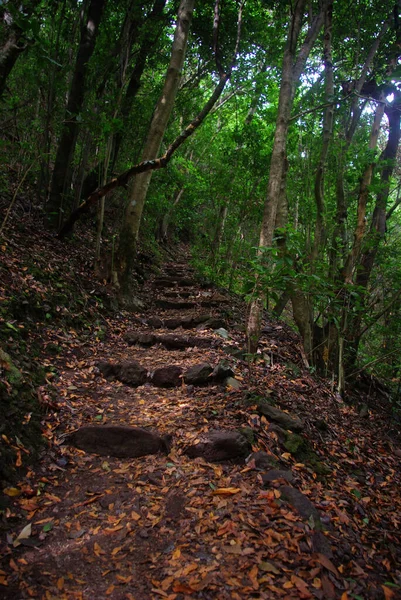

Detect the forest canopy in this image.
[2,0,401,395]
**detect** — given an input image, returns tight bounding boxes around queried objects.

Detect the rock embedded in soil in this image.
[279,485,322,530]
[183,363,213,385]
[146,316,164,328]
[124,331,157,347]
[115,360,148,387]
[261,469,294,485]
[151,365,183,388]
[211,362,234,381]
[97,360,118,379]
[256,401,304,432]
[185,430,251,462]
[246,451,278,470]
[67,425,172,458]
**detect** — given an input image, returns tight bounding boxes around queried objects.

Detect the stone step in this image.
[156,297,229,309]
[124,331,221,349]
[154,277,195,288]
[146,315,226,330]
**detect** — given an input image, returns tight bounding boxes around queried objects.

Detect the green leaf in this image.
[43,522,53,532]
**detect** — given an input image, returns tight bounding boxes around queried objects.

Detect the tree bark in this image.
[0,0,40,97]
[46,0,106,230]
[115,0,195,288]
[246,0,327,355]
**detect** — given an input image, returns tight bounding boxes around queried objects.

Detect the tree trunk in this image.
[115,0,195,289]
[246,0,327,354]
[343,97,401,375]
[46,0,106,230]
[0,1,40,97]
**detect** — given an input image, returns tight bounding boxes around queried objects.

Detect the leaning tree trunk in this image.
[246,0,327,355]
[115,0,195,291]
[0,0,41,97]
[46,0,106,230]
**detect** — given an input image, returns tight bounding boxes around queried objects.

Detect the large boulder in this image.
[185,430,251,462]
[67,425,172,458]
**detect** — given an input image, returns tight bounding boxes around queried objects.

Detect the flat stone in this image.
[115,360,147,387]
[256,401,304,432]
[183,363,213,384]
[225,376,241,389]
[215,327,230,339]
[261,469,294,484]
[159,334,218,350]
[279,485,322,529]
[151,365,183,388]
[185,430,251,462]
[67,425,172,458]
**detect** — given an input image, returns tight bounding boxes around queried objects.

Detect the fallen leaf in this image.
[3,487,21,497]
[259,561,280,574]
[13,523,32,547]
[212,488,241,496]
[382,586,395,599]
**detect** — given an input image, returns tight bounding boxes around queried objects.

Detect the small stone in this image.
[359,404,369,418]
[183,363,213,385]
[225,376,241,390]
[215,327,230,339]
[138,528,149,539]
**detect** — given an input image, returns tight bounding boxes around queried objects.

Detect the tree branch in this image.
[58,1,245,239]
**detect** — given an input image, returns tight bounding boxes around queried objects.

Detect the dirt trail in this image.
[1,258,401,599]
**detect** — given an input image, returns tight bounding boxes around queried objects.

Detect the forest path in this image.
[1,256,401,599]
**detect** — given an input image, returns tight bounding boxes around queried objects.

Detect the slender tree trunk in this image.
[115,0,195,290]
[342,96,385,282]
[246,0,327,355]
[158,187,185,242]
[311,2,333,263]
[46,0,106,230]
[0,1,40,97]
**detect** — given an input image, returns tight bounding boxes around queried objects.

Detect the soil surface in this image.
[1,251,401,599]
